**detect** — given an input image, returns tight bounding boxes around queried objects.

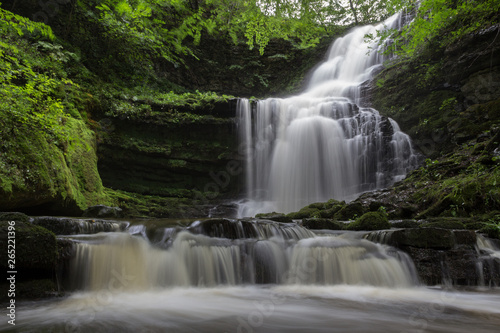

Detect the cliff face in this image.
[95,100,242,205]
[0,117,108,216]
[353,25,500,223]
[370,25,500,158]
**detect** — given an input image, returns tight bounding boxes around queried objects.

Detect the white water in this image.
[6,223,500,333]
[9,286,500,332]
[237,13,419,216]
[66,221,417,289]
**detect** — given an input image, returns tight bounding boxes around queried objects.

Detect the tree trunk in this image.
[348,0,359,25]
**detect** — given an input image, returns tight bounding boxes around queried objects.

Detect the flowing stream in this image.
[5,219,500,333]
[237,13,419,216]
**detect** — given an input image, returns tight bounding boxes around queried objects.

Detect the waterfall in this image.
[237,13,419,216]
[65,219,418,290]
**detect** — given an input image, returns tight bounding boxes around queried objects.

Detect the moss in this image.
[105,188,209,218]
[0,212,30,223]
[255,212,293,222]
[0,221,57,270]
[334,202,365,220]
[0,117,109,215]
[346,211,390,231]
[420,218,467,229]
[480,224,500,240]
[286,207,321,219]
[391,220,421,228]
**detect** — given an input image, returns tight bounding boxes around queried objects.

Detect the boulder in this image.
[346,211,390,231]
[83,205,124,218]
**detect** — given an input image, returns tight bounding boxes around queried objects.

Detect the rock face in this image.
[0,118,108,216]
[32,216,126,235]
[370,24,500,158]
[0,213,59,299]
[96,99,242,215]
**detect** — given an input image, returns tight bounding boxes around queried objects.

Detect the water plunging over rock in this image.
[64,219,418,290]
[237,13,420,216]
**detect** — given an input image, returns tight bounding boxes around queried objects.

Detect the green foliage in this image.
[346,211,391,231]
[377,0,500,58]
[0,8,108,212]
[0,7,55,40]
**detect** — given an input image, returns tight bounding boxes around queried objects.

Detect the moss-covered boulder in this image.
[255,212,293,223]
[346,211,390,231]
[286,206,321,219]
[334,202,365,220]
[0,220,57,270]
[0,212,31,223]
[0,118,109,215]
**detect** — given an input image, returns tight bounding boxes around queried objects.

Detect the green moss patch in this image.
[346,211,390,231]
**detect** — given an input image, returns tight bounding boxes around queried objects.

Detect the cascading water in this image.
[66,220,417,290]
[237,13,419,216]
[10,220,500,333]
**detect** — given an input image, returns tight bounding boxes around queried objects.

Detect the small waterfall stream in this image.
[66,220,418,291]
[237,13,419,216]
[9,221,500,333]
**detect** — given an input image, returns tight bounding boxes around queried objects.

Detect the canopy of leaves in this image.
[374,0,500,58]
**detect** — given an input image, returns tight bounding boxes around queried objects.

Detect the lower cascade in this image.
[65,220,418,291]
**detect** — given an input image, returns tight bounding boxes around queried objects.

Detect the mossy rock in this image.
[187,218,258,239]
[318,207,342,218]
[420,219,467,230]
[286,207,321,219]
[16,279,59,299]
[463,221,489,230]
[334,202,365,220]
[388,228,456,249]
[0,221,57,270]
[480,224,500,240]
[346,212,390,231]
[302,218,344,230]
[306,202,328,210]
[0,212,30,223]
[255,212,292,223]
[391,220,421,228]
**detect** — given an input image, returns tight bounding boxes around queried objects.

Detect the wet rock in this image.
[187,218,258,239]
[302,218,343,230]
[420,218,467,229]
[83,205,123,218]
[405,246,486,285]
[33,216,126,235]
[387,228,456,249]
[0,212,31,223]
[0,221,57,271]
[391,220,421,228]
[256,212,293,223]
[209,203,239,218]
